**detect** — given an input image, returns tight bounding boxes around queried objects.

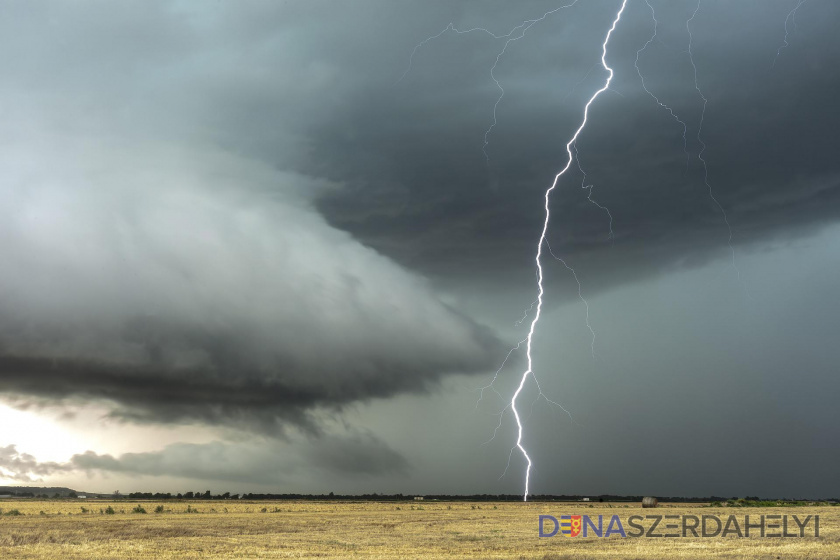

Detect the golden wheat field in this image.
[0,500,837,559]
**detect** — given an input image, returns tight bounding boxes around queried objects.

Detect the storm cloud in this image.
[0,132,500,431]
[70,433,409,484]
[0,445,67,483]
[2,431,408,484]
[307,0,840,293]
[0,1,838,498]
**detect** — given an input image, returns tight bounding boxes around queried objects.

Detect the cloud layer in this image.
[1,431,408,485]
[0,1,838,497]
[0,127,499,432]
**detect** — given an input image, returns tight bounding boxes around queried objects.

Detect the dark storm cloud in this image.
[301,0,840,293]
[0,137,501,431]
[69,433,409,483]
[0,0,837,436]
[0,2,505,432]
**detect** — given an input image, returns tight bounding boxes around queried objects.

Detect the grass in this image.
[0,500,836,558]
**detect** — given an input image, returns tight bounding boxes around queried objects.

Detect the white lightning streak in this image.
[514,299,538,327]
[545,239,595,359]
[573,142,614,239]
[483,1,580,161]
[396,25,454,85]
[635,0,690,169]
[686,0,748,295]
[476,338,527,410]
[512,0,627,501]
[397,2,580,160]
[396,22,534,86]
[476,331,574,449]
[773,0,808,68]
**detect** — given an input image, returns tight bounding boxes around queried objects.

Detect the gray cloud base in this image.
[1,433,408,485]
[0,133,500,432]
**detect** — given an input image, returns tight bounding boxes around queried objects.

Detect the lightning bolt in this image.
[573,142,614,240]
[398,2,580,162]
[482,1,580,162]
[634,0,690,169]
[476,339,527,411]
[634,0,748,299]
[401,5,610,492]
[476,334,574,449]
[514,300,538,327]
[512,0,627,501]
[544,239,595,359]
[397,24,519,86]
[773,0,808,68]
[400,0,758,502]
[687,0,748,296]
[391,0,803,504]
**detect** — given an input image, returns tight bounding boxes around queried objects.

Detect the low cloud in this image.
[0,130,500,433]
[0,445,68,482]
[72,434,408,484]
[1,431,408,486]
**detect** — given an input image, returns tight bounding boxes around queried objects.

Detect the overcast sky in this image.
[0,0,838,499]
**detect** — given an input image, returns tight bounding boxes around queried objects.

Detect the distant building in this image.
[413,496,424,501]
[77,495,87,499]
[0,494,12,499]
[581,498,590,502]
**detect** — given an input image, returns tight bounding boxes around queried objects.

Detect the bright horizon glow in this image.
[0,404,87,470]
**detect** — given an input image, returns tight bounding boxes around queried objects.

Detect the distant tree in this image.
[112,491,122,499]
[184,492,194,499]
[203,490,211,499]
[176,493,183,499]
[68,492,77,498]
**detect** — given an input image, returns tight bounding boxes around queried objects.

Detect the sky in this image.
[0,0,838,499]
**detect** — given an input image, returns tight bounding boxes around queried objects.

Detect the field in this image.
[0,500,838,559]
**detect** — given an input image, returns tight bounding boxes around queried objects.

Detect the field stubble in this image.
[0,500,837,559]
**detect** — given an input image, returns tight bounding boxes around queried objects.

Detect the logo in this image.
[540,514,820,538]
[559,515,581,537]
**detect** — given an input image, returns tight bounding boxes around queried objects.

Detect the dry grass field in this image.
[0,500,837,559]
